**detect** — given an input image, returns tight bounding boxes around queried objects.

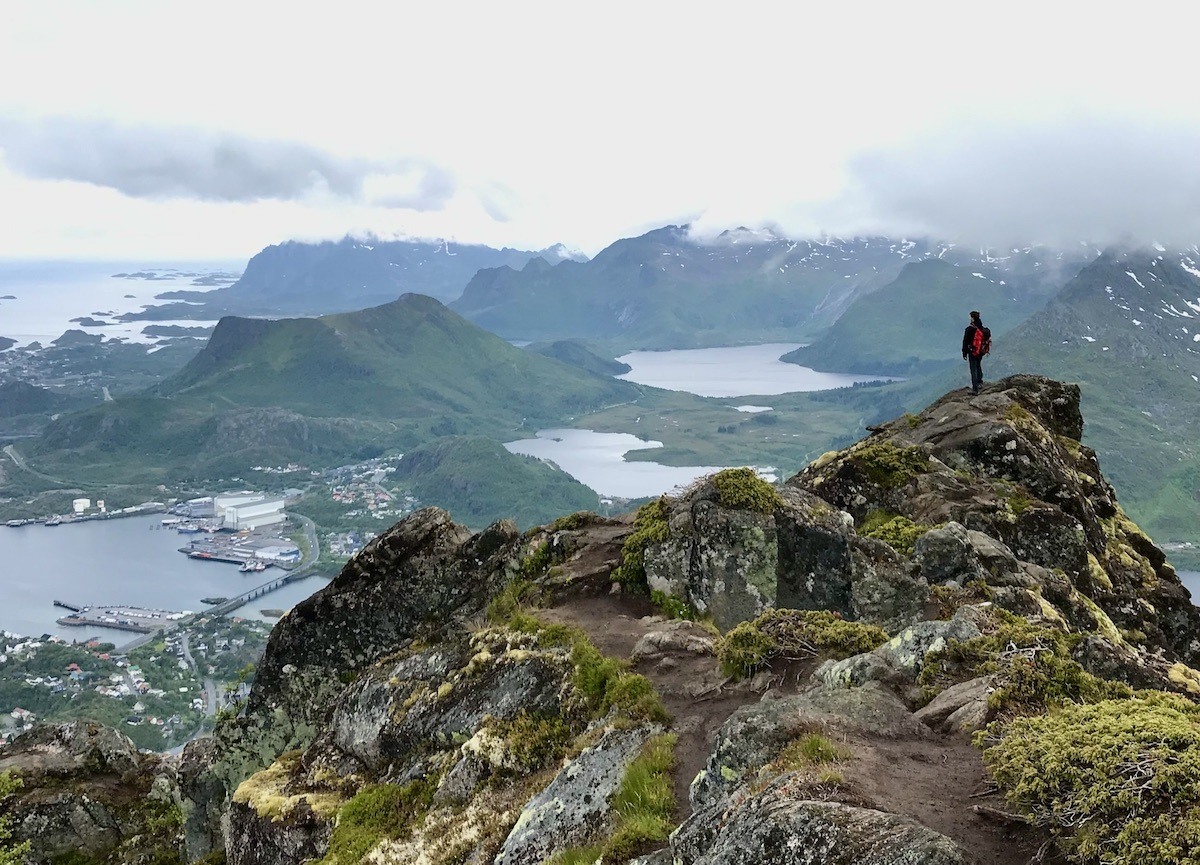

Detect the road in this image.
[2,444,64,483]
[289,512,321,573]
[181,632,218,716]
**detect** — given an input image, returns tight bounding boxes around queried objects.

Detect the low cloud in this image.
[831,119,1200,247]
[0,116,455,209]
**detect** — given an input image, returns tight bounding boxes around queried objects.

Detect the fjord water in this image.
[0,260,229,346]
[0,515,329,644]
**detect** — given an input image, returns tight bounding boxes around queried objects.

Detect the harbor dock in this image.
[56,604,189,633]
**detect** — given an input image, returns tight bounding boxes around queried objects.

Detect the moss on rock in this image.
[847,441,931,489]
[716,609,890,680]
[614,498,671,591]
[858,510,932,555]
[710,467,783,513]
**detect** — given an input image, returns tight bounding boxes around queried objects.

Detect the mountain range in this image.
[120,236,585,320]
[450,227,1088,349]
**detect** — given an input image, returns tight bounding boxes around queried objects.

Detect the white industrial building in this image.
[255,544,301,563]
[223,497,286,531]
[72,498,91,514]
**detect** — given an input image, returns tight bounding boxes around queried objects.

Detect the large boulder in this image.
[195,510,522,842]
[0,722,182,864]
[673,789,967,865]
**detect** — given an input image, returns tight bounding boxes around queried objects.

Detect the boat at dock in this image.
[239,559,268,573]
[44,516,62,527]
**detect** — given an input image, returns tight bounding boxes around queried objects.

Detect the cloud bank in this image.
[764,118,1200,249]
[0,117,455,209]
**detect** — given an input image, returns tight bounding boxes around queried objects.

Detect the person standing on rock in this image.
[962,310,991,395]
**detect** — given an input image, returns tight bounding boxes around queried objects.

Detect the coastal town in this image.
[0,615,269,751]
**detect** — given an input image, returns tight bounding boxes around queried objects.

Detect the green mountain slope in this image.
[29,295,639,482]
[783,258,1066,375]
[991,247,1200,557]
[392,435,600,529]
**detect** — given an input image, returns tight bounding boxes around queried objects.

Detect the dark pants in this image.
[968,355,983,393]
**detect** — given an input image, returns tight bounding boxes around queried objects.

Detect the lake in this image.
[506,343,882,498]
[0,515,329,645]
[0,260,235,347]
[615,343,892,397]
[504,429,731,499]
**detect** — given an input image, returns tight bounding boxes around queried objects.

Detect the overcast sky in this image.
[3,1,1200,261]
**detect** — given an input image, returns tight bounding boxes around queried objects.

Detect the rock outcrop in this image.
[7,375,1200,865]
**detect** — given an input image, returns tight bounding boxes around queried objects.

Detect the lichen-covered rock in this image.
[178,735,227,861]
[690,682,929,812]
[227,797,332,865]
[315,632,575,780]
[0,721,183,864]
[495,726,653,865]
[645,496,780,630]
[874,616,982,678]
[673,788,967,865]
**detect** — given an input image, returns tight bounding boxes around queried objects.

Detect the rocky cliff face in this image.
[5,375,1200,865]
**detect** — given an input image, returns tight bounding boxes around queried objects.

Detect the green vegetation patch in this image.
[847,441,931,489]
[857,509,932,555]
[0,771,31,865]
[919,609,1131,714]
[614,498,671,591]
[317,778,434,865]
[716,609,889,680]
[493,613,669,724]
[710,467,782,513]
[982,696,1200,864]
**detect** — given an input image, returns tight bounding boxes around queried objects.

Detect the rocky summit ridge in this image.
[5,375,1200,865]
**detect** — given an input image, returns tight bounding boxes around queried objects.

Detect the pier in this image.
[53,600,82,612]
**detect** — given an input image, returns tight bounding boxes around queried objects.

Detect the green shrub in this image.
[614,498,671,591]
[716,609,889,679]
[604,673,670,724]
[550,512,592,532]
[650,589,694,621]
[605,733,677,861]
[857,510,931,555]
[318,779,434,864]
[919,609,1131,713]
[982,696,1200,864]
[519,541,554,579]
[848,441,930,488]
[710,468,782,513]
